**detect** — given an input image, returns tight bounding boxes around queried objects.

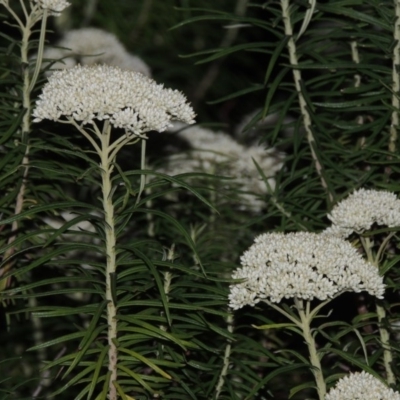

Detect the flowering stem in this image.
[376,302,395,385]
[360,236,395,385]
[0,4,47,290]
[265,298,327,398]
[135,138,147,205]
[350,40,361,88]
[159,245,174,351]
[99,120,118,399]
[215,312,234,399]
[294,298,326,400]
[390,0,400,154]
[280,0,334,204]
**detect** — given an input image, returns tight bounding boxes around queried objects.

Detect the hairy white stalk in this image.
[265,298,328,400]
[215,313,234,399]
[99,121,119,399]
[280,0,333,204]
[350,41,361,88]
[390,0,400,153]
[294,298,326,400]
[0,3,40,288]
[361,236,395,385]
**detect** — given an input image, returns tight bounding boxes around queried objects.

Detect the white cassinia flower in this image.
[32,65,195,135]
[326,371,400,400]
[34,0,70,16]
[41,28,150,77]
[158,123,283,213]
[325,188,400,238]
[229,232,385,310]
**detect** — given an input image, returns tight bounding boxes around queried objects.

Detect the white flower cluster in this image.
[34,0,70,16]
[158,124,283,212]
[325,188,400,238]
[32,65,195,134]
[326,371,400,400]
[229,232,385,309]
[42,28,150,76]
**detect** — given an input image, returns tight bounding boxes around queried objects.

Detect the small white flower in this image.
[326,371,400,400]
[325,188,400,238]
[229,232,385,310]
[32,65,195,135]
[34,0,70,16]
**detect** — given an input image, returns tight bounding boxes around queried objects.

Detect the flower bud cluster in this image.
[229,232,385,309]
[325,188,400,238]
[33,65,195,134]
[34,0,70,16]
[326,371,400,400]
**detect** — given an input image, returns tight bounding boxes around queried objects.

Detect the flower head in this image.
[34,0,70,16]
[33,65,195,134]
[158,124,283,212]
[326,371,400,400]
[42,28,150,76]
[325,188,400,238]
[229,232,384,310]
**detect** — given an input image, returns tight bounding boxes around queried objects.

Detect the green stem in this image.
[99,121,118,399]
[294,298,326,400]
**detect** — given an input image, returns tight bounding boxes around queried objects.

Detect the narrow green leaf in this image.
[28,331,86,351]
[289,381,315,398]
[87,346,108,400]
[296,0,316,41]
[119,347,172,379]
[113,381,128,400]
[50,364,97,396]
[252,323,297,330]
[62,324,107,379]
[94,371,110,400]
[117,365,156,394]
[264,36,289,85]
[207,84,264,105]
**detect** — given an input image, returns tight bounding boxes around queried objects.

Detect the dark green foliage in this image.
[0,0,400,399]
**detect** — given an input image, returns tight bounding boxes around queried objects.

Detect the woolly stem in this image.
[390,0,400,154]
[350,40,361,88]
[0,6,48,290]
[360,236,395,385]
[135,138,147,205]
[99,121,118,399]
[280,0,333,204]
[377,302,395,385]
[159,245,174,341]
[215,312,234,399]
[294,298,326,400]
